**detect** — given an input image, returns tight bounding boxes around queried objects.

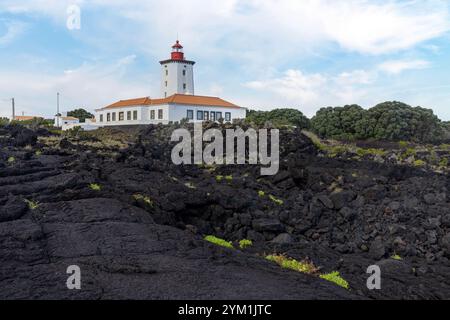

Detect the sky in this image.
[0,0,450,120]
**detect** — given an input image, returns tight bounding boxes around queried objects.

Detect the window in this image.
[107,113,111,122]
[119,112,124,121]
[204,111,209,121]
[182,70,186,76]
[100,114,104,122]
[210,112,215,121]
[150,110,155,120]
[165,81,168,87]
[127,111,131,120]
[216,112,222,120]
[197,110,204,120]
[164,92,167,98]
[158,109,163,120]
[183,83,186,90]
[165,70,168,76]
[187,110,193,120]
[225,112,231,122]
[133,110,138,120]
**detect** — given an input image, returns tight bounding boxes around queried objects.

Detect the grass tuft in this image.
[204,235,234,249]
[413,159,426,167]
[269,194,284,205]
[319,271,349,290]
[266,254,319,275]
[239,239,253,249]
[89,183,102,191]
[133,194,154,206]
[24,199,40,210]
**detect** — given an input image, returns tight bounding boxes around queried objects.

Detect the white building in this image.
[95,40,246,126]
[54,112,79,128]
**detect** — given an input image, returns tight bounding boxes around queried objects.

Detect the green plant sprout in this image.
[269,195,283,205]
[133,194,154,206]
[266,255,318,275]
[239,239,253,249]
[24,199,40,210]
[89,183,102,191]
[319,271,349,290]
[204,235,234,249]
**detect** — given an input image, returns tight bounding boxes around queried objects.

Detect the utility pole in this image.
[57,92,60,127]
[11,98,15,120]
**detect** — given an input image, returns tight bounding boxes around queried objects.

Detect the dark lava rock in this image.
[317,195,334,209]
[442,233,450,256]
[252,218,285,233]
[369,238,386,260]
[442,214,450,228]
[271,233,294,244]
[0,196,28,222]
[10,125,37,147]
[2,123,450,300]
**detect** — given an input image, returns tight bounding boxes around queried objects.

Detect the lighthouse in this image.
[160,40,195,98]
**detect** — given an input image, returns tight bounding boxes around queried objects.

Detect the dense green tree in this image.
[311,101,443,142]
[360,102,442,142]
[67,108,94,123]
[246,108,310,129]
[311,105,365,140]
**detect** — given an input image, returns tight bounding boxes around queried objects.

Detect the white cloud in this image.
[0,20,26,46]
[244,68,379,115]
[0,55,150,118]
[245,69,327,106]
[2,0,449,56]
[378,59,431,74]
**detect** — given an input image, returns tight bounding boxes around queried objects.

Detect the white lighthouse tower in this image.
[160,40,195,98]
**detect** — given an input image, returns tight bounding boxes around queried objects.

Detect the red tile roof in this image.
[98,94,241,111]
[14,116,43,121]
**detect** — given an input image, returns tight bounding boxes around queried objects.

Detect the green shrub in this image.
[246,108,310,129]
[320,271,349,289]
[204,236,234,249]
[89,183,102,191]
[225,175,233,182]
[391,254,402,261]
[258,190,265,197]
[239,239,253,249]
[439,158,448,168]
[215,175,223,182]
[7,156,15,164]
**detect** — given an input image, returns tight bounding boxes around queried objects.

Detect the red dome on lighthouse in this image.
[171,40,185,61]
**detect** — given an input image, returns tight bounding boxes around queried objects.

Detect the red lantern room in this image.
[171,40,185,61]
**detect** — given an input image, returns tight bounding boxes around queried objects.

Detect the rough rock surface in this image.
[1,123,449,299]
